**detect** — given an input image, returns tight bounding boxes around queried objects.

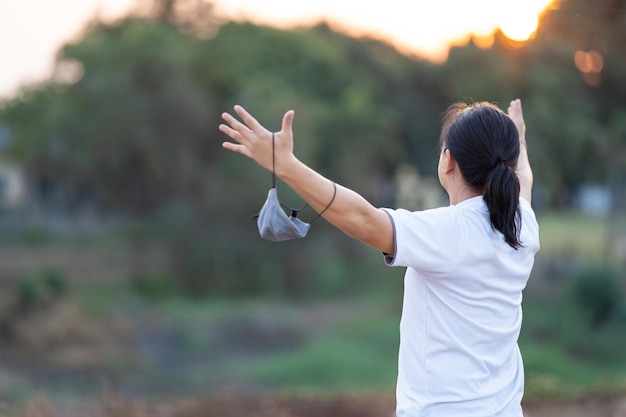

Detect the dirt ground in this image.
[6,393,626,417]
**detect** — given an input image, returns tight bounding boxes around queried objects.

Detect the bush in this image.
[571,264,621,328]
[18,267,68,311]
[130,270,175,300]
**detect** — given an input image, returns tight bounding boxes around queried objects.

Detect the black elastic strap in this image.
[271,132,308,216]
[271,132,276,188]
[309,181,337,224]
[266,133,336,222]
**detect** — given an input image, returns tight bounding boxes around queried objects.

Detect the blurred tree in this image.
[541,0,626,61]
[140,0,219,37]
[1,5,625,295]
[4,20,213,214]
[530,0,626,206]
[572,264,621,328]
[1,20,218,293]
[0,18,430,296]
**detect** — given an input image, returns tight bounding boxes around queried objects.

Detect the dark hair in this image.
[440,102,522,249]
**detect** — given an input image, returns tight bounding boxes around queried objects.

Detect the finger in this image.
[222,141,251,158]
[281,110,295,134]
[234,105,268,136]
[222,112,252,137]
[219,123,247,144]
[507,100,520,117]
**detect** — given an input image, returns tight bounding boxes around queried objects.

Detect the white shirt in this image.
[382,196,540,417]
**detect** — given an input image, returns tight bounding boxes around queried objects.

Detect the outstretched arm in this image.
[507,99,533,204]
[220,105,395,255]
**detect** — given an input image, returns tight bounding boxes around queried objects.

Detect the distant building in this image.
[577,184,612,216]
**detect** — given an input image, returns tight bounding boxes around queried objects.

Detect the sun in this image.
[498,0,554,41]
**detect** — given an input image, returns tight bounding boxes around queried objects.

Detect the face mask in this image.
[254,133,336,242]
[257,187,310,241]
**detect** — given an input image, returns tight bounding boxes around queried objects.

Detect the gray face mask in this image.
[254,133,335,242]
[257,187,310,241]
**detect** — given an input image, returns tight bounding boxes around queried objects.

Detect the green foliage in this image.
[571,264,621,328]
[18,267,68,309]
[0,3,625,405]
[520,293,626,401]
[522,298,626,362]
[523,344,626,400]
[21,224,53,246]
[74,287,118,316]
[1,4,626,296]
[241,314,399,391]
[130,270,175,300]
[18,278,38,306]
[516,211,626,396]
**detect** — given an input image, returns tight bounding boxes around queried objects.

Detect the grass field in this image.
[537,211,626,262]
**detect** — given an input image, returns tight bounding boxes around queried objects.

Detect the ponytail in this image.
[441,102,523,249]
[484,162,522,249]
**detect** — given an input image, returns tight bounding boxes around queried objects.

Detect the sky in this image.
[0,0,556,100]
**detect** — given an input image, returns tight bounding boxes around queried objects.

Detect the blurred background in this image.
[0,0,625,415]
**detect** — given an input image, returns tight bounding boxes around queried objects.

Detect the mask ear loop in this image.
[271,133,308,217]
[271,133,336,223]
[308,180,336,223]
[252,133,335,223]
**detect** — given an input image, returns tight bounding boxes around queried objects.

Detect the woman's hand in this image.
[507,99,533,203]
[220,105,297,175]
[507,99,526,145]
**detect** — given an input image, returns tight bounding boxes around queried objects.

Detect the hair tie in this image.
[494,157,507,167]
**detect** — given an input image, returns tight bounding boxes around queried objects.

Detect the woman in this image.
[220,99,539,417]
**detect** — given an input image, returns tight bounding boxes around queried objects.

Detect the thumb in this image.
[281,110,295,135]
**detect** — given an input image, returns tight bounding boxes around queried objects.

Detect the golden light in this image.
[473,34,496,50]
[574,50,604,74]
[574,50,604,87]
[500,10,539,41]
[497,0,554,41]
[0,0,559,98]
[214,0,557,62]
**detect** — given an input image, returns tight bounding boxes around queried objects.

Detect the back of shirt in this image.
[383,196,540,417]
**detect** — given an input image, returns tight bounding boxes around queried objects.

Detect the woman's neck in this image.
[447,183,481,206]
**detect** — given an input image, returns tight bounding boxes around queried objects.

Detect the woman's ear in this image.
[442,148,456,174]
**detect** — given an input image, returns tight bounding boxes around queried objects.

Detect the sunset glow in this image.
[0,0,557,99]
[574,49,605,87]
[215,0,557,61]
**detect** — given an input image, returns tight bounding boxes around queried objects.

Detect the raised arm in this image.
[507,99,533,204]
[220,105,395,254]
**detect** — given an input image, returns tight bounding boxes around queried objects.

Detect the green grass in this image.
[523,343,626,401]
[537,212,606,256]
[73,286,120,316]
[520,297,626,400]
[536,211,626,261]
[143,296,401,392]
[241,314,399,392]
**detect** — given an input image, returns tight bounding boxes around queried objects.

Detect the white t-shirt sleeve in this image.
[381,206,465,275]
